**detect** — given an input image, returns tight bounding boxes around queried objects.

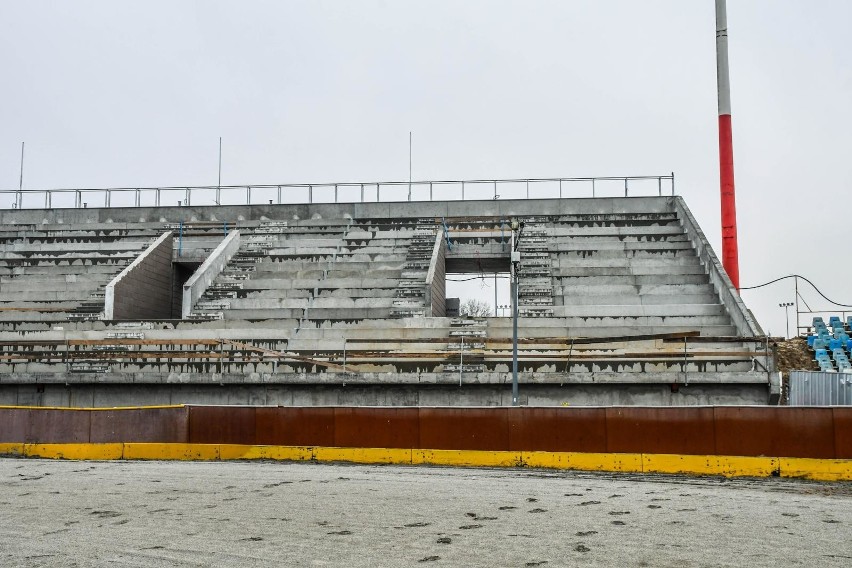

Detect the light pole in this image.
[779,302,794,339]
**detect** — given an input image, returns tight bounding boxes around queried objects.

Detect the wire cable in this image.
[740,274,852,308]
[446,275,510,282]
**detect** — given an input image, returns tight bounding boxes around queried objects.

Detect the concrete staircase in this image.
[0,225,157,326]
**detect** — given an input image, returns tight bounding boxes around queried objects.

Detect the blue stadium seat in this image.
[832,348,847,360]
[830,316,842,327]
[838,360,851,372]
[835,330,850,343]
[815,348,829,360]
[814,338,828,350]
[846,339,852,352]
[829,338,843,351]
[819,359,835,371]
[807,335,816,348]
[814,316,826,327]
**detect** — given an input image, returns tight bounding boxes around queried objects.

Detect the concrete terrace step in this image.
[545,226,685,237]
[552,294,720,307]
[556,304,726,317]
[239,277,401,290]
[549,240,694,252]
[557,283,716,296]
[558,274,710,286]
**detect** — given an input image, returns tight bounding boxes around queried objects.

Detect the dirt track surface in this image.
[1,459,851,567]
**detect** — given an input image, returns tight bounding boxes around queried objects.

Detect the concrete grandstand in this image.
[0,182,777,407]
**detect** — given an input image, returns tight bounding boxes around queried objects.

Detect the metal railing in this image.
[2,173,674,210]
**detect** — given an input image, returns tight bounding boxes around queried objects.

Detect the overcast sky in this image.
[1,1,851,337]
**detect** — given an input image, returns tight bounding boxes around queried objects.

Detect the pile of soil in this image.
[772,337,817,404]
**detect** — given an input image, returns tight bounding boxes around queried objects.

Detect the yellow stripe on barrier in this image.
[2,443,851,482]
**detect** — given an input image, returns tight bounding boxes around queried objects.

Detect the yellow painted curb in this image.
[24,443,123,460]
[524,451,643,473]
[413,449,522,468]
[642,453,779,478]
[0,443,24,456]
[218,444,313,461]
[315,446,413,465]
[123,443,219,461]
[780,457,852,481]
[2,443,851,482]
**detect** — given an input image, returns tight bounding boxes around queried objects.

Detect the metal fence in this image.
[1,174,675,210]
[789,370,852,406]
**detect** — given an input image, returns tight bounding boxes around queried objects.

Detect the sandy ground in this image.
[1,459,851,567]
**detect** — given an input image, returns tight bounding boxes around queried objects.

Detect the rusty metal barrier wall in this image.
[1,406,851,459]
[0,407,189,444]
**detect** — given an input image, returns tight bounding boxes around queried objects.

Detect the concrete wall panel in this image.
[105,231,174,320]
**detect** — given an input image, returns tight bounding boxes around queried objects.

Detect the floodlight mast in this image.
[715,0,740,290]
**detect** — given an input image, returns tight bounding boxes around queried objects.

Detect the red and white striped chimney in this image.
[715,0,740,290]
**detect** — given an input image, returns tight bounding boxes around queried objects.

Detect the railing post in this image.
[135,189,140,207]
[658,177,662,196]
[246,186,251,204]
[624,178,628,197]
[334,184,338,203]
[156,189,160,207]
[461,181,465,200]
[494,181,497,199]
[360,183,364,203]
[185,187,191,207]
[671,171,676,195]
[429,182,433,201]
[526,180,529,199]
[376,184,380,202]
[277,185,282,204]
[309,185,313,204]
[559,179,562,198]
[592,179,595,198]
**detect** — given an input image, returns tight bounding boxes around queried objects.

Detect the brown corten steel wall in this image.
[0,407,189,444]
[2,406,852,459]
